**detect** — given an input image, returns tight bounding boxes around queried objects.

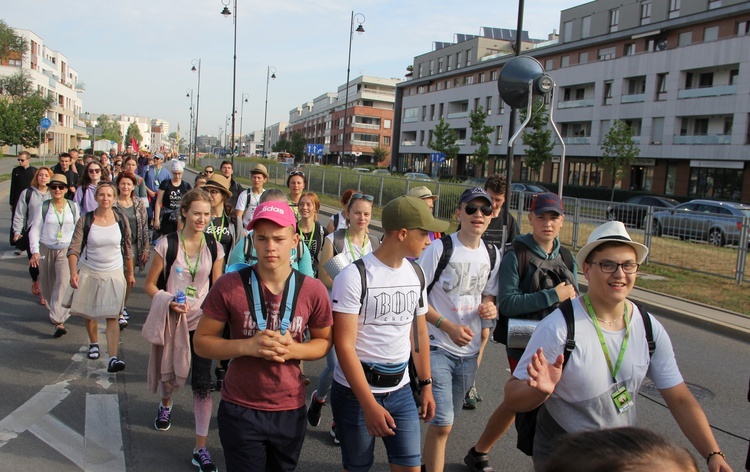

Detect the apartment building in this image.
[287,75,400,166]
[395,0,750,202]
[0,28,85,155]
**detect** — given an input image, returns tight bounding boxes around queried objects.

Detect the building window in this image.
[498,100,504,115]
[429,60,435,75]
[603,81,613,105]
[609,9,619,33]
[403,108,419,123]
[486,96,493,115]
[464,75,474,85]
[708,0,721,9]
[582,16,591,38]
[641,1,652,25]
[466,49,472,67]
[447,55,453,71]
[383,136,391,146]
[651,117,664,144]
[563,21,573,42]
[561,56,570,67]
[689,167,743,200]
[418,64,424,78]
[479,73,486,83]
[678,31,692,47]
[598,47,615,61]
[490,70,498,81]
[384,119,391,129]
[417,85,427,94]
[545,59,554,70]
[438,58,444,73]
[669,0,681,19]
[656,73,668,99]
[474,98,480,111]
[421,106,427,121]
[735,21,750,35]
[704,26,719,42]
[496,126,503,145]
[729,69,739,85]
[624,43,635,56]
[699,72,714,88]
[8,59,21,67]
[579,52,589,64]
[456,52,462,69]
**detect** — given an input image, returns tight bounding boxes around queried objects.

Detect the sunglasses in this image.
[289,170,305,177]
[49,185,66,191]
[205,170,214,174]
[351,193,374,202]
[88,168,102,174]
[464,204,493,216]
[17,158,27,162]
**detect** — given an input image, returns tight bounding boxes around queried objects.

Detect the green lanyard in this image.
[299,224,315,252]
[53,201,65,230]
[345,229,367,262]
[583,294,630,383]
[209,214,225,244]
[179,231,204,282]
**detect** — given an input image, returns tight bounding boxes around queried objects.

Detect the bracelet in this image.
[705,451,725,464]
[435,316,445,329]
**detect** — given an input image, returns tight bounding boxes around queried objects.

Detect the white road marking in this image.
[28,414,85,468]
[85,394,125,472]
[0,381,71,447]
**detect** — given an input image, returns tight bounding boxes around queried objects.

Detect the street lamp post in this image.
[239,93,249,157]
[341,12,365,166]
[191,59,202,164]
[186,89,194,160]
[262,66,277,157]
[221,0,238,167]
[224,116,231,157]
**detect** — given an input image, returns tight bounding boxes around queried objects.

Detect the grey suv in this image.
[649,199,750,247]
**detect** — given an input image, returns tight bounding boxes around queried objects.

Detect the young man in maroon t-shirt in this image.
[195,201,333,471]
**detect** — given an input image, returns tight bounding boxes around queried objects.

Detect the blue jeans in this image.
[314,346,337,401]
[331,381,421,471]
[429,346,478,427]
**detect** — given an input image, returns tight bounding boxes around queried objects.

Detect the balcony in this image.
[401,140,417,146]
[447,111,469,119]
[455,139,467,145]
[621,94,644,103]
[558,98,594,108]
[563,136,591,144]
[351,140,379,146]
[677,84,736,99]
[673,134,731,145]
[354,122,380,130]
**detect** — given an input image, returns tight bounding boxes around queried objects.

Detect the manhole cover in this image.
[640,381,714,401]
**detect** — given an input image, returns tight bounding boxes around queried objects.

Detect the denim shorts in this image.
[331,381,421,471]
[429,346,478,427]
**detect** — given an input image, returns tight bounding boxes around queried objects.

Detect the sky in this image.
[1,0,584,139]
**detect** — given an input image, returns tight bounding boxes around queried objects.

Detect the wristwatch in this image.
[418,377,433,387]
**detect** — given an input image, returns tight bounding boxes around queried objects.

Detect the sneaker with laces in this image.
[107,357,126,373]
[463,386,478,410]
[307,390,325,427]
[154,404,172,431]
[192,447,218,472]
[464,447,495,472]
[122,307,130,320]
[330,422,340,445]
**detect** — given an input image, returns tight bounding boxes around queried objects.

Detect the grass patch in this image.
[0,173,10,183]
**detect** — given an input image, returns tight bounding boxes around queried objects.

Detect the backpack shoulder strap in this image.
[367,234,381,251]
[278,270,305,334]
[66,200,76,217]
[244,233,256,264]
[157,232,179,291]
[42,200,50,220]
[558,298,576,368]
[332,229,346,255]
[632,301,656,357]
[332,213,339,228]
[426,234,453,295]
[238,266,255,321]
[353,258,367,307]
[484,240,497,272]
[296,239,304,263]
[408,259,426,308]
[408,259,426,353]
[559,246,575,273]
[80,211,94,256]
[511,240,531,283]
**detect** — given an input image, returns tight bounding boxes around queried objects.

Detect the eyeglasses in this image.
[49,185,66,191]
[589,261,639,274]
[351,193,374,202]
[464,204,493,216]
[205,170,214,174]
[17,158,27,162]
[289,170,305,177]
[206,189,222,196]
[88,168,102,174]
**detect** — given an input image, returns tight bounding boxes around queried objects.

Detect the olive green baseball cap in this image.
[382,196,449,232]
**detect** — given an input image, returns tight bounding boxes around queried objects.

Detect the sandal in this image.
[87,344,100,359]
[54,325,67,338]
[31,281,40,296]
[40,296,46,306]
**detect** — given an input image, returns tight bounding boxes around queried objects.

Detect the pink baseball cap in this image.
[246,201,297,231]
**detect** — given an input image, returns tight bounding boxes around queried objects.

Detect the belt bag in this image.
[361,362,407,388]
[507,319,539,349]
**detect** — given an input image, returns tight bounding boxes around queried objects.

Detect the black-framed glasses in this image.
[49,185,66,191]
[206,188,222,196]
[589,261,639,274]
[464,204,493,216]
[205,170,214,174]
[289,170,305,177]
[351,193,374,202]
[17,158,27,162]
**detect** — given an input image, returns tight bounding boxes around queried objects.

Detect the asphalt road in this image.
[0,171,748,471]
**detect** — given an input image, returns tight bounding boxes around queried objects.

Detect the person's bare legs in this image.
[105,318,120,358]
[85,318,98,344]
[474,400,516,453]
[423,424,452,472]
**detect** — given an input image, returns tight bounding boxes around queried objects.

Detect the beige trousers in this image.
[38,244,71,325]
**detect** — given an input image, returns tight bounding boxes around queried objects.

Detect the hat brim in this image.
[203,183,232,199]
[419,218,450,233]
[251,170,269,179]
[533,206,564,215]
[576,239,649,268]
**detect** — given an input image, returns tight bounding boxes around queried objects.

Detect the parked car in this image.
[178,154,188,161]
[371,169,391,176]
[510,182,551,210]
[650,199,750,247]
[607,196,679,228]
[352,167,371,173]
[404,172,434,182]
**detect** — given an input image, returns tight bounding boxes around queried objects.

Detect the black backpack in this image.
[493,241,576,344]
[515,298,656,456]
[156,232,218,291]
[425,234,497,295]
[80,208,128,260]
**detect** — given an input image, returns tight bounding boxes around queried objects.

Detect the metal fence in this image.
[200,159,749,284]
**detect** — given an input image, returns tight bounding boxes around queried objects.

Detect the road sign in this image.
[430,152,446,163]
[306,144,324,156]
[40,118,52,130]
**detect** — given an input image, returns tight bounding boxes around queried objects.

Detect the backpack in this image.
[493,241,576,344]
[332,229,380,256]
[13,190,35,251]
[156,232,219,291]
[237,266,305,335]
[80,208,128,260]
[515,298,656,456]
[352,258,427,405]
[41,199,77,224]
[332,212,340,229]
[425,234,497,295]
[244,233,304,265]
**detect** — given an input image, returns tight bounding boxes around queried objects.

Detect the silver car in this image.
[650,199,750,247]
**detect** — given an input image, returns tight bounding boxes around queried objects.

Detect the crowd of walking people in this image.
[8,149,743,472]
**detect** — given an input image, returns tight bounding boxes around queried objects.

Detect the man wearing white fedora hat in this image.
[503,221,732,471]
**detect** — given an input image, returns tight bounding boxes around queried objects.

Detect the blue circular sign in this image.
[40,118,52,130]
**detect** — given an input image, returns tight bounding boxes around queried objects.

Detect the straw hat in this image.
[203,173,232,199]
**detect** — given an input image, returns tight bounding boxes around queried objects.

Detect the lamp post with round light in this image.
[340,12,365,166]
[262,66,276,157]
[239,93,249,157]
[220,0,238,166]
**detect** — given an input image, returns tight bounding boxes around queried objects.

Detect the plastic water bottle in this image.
[174,267,187,307]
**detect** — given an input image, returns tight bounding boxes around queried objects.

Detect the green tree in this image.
[0,72,53,147]
[272,137,290,153]
[95,115,123,145]
[372,145,390,165]
[600,119,640,201]
[469,105,493,168]
[0,20,27,61]
[520,103,554,181]
[288,131,307,163]
[124,122,143,148]
[428,118,460,173]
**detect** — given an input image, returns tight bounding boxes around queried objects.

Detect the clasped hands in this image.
[247,329,296,363]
